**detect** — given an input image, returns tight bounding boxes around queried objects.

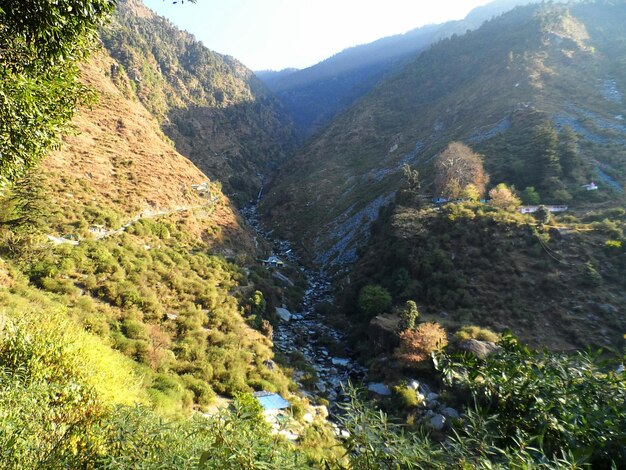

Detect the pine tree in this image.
[532,123,561,187]
[559,126,581,180]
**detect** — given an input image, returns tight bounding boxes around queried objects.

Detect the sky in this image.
[143,0,493,71]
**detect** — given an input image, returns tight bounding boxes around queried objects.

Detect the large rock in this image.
[368,314,401,352]
[275,307,292,322]
[442,407,460,420]
[458,339,500,358]
[429,414,446,431]
[368,382,392,396]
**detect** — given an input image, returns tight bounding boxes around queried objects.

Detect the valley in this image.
[1,0,625,467]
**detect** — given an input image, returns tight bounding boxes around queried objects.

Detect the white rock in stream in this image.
[331,358,350,367]
[275,307,292,322]
[368,383,392,396]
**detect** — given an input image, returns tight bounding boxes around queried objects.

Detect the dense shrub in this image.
[395,322,448,367]
[358,285,392,318]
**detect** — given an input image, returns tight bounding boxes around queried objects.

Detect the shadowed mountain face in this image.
[261,1,626,270]
[100,0,298,206]
[258,0,542,137]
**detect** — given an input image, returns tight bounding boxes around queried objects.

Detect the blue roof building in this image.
[253,391,290,411]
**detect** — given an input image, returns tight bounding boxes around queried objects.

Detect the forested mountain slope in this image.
[101,0,298,205]
[262,1,626,270]
[258,0,541,136]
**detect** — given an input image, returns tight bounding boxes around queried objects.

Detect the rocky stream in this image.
[241,199,369,409]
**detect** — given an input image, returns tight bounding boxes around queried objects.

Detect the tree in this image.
[397,164,421,206]
[434,142,488,199]
[398,300,419,332]
[559,126,581,179]
[395,322,447,367]
[531,122,561,187]
[357,285,392,318]
[533,205,552,225]
[521,186,541,205]
[0,0,115,185]
[488,183,521,211]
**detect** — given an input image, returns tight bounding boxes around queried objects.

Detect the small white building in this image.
[583,182,598,191]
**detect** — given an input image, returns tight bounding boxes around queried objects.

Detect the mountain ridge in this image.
[100,0,298,205]
[262,1,626,270]
[258,0,544,136]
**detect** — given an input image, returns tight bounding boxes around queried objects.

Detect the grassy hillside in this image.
[100,0,298,205]
[263,2,626,269]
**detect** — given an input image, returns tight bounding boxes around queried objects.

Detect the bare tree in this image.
[434,142,488,199]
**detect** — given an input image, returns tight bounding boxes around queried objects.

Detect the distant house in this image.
[583,182,598,191]
[262,256,284,268]
[519,205,568,214]
[253,391,290,413]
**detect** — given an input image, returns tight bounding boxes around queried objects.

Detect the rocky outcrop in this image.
[458,339,500,359]
[368,314,401,352]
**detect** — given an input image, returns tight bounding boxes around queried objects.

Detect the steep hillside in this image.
[340,201,626,353]
[100,0,297,205]
[0,45,296,418]
[259,0,541,136]
[262,1,626,270]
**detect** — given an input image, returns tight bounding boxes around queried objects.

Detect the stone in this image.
[429,414,446,431]
[275,307,292,322]
[427,400,439,410]
[408,380,420,390]
[313,405,329,419]
[458,339,500,359]
[442,407,460,419]
[316,382,327,393]
[331,357,350,367]
[367,382,392,396]
[302,413,314,424]
[426,392,439,402]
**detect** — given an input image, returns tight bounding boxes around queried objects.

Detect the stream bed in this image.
[241,200,369,408]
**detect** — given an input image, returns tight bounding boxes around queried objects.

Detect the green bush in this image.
[437,333,626,467]
[358,284,392,318]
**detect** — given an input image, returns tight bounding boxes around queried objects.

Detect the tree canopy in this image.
[434,142,488,199]
[0,0,115,185]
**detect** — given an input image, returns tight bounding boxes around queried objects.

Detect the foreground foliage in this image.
[0,0,114,185]
[438,333,626,468]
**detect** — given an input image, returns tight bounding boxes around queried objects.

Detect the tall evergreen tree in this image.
[559,126,581,180]
[532,122,561,187]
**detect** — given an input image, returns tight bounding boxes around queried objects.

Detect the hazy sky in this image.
[143,0,493,71]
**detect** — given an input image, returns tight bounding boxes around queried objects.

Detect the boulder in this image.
[458,339,500,358]
[368,314,401,351]
[275,307,292,322]
[442,407,460,420]
[312,405,329,419]
[429,414,446,431]
[331,357,350,367]
[367,382,392,396]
